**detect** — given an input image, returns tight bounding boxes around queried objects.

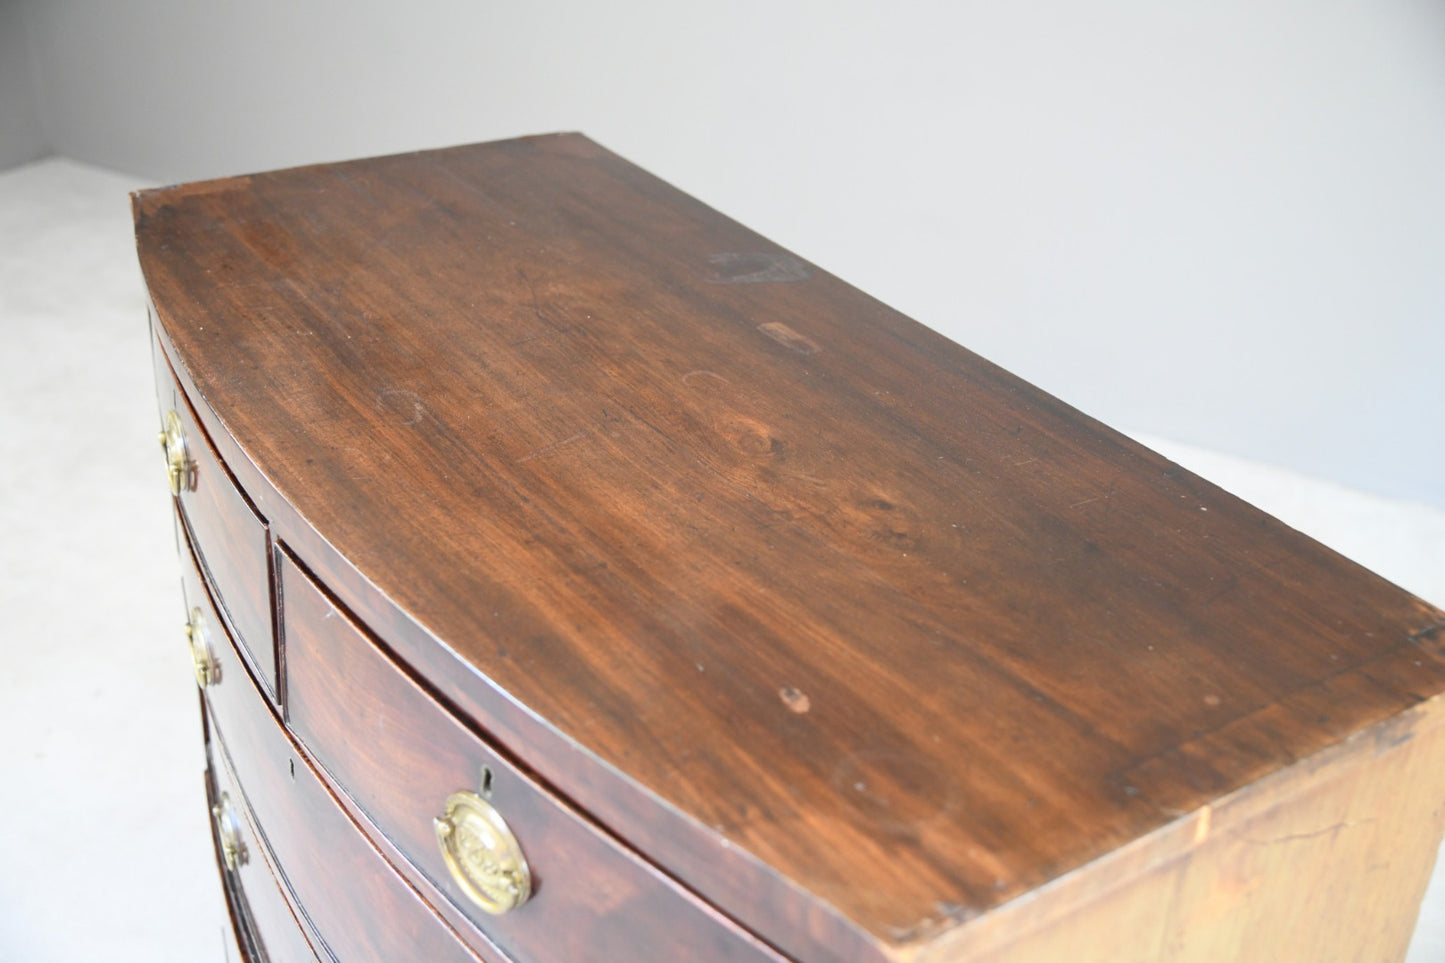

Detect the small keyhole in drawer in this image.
[289,758,296,781]
[479,765,494,797]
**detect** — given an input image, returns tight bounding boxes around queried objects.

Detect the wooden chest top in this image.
[133,133,1445,961]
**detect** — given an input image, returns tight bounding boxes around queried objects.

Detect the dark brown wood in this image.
[180,510,291,842]
[136,134,1445,962]
[157,349,277,698]
[206,729,322,963]
[281,548,785,962]
[205,612,491,963]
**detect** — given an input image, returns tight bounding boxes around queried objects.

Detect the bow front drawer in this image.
[208,594,498,963]
[205,717,320,963]
[279,550,784,963]
[178,514,258,757]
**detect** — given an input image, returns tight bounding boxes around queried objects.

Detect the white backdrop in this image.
[14,0,1445,507]
[0,0,46,169]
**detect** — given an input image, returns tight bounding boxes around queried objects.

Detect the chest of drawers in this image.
[135,134,1445,963]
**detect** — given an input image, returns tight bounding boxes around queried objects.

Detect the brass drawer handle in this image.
[434,789,531,915]
[158,409,192,496]
[186,608,221,688]
[212,792,248,871]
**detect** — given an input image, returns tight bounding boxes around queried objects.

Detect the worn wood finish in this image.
[207,726,322,963]
[158,355,276,698]
[926,692,1445,962]
[207,627,491,963]
[281,549,784,963]
[136,134,1445,962]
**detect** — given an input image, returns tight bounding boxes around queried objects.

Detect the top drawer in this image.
[153,335,276,698]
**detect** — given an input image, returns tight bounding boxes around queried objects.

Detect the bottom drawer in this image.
[207,766,265,963]
[205,711,320,963]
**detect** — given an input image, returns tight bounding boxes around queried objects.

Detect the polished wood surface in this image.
[282,549,783,962]
[137,134,1445,961]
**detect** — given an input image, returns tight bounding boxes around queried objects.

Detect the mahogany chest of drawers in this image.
[135,134,1445,963]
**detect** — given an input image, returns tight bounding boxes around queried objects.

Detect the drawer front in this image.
[280,551,784,963]
[180,514,266,761]
[204,607,495,963]
[206,727,321,963]
[154,342,276,697]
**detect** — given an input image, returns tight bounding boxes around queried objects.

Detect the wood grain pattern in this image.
[281,548,784,963]
[136,134,1445,962]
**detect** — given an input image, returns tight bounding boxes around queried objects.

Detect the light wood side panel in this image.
[922,693,1445,963]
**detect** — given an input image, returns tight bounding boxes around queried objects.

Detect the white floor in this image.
[0,156,1440,961]
[0,158,222,960]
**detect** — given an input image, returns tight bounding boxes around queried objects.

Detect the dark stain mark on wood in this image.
[704,252,811,285]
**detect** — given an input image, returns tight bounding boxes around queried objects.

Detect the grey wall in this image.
[21,0,1445,507]
[0,0,47,168]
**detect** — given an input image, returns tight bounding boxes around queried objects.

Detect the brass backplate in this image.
[159,409,191,496]
[186,607,220,688]
[212,792,248,871]
[433,789,531,915]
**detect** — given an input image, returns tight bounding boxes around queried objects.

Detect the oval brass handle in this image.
[212,792,248,871]
[434,790,531,915]
[186,608,221,688]
[158,409,191,496]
